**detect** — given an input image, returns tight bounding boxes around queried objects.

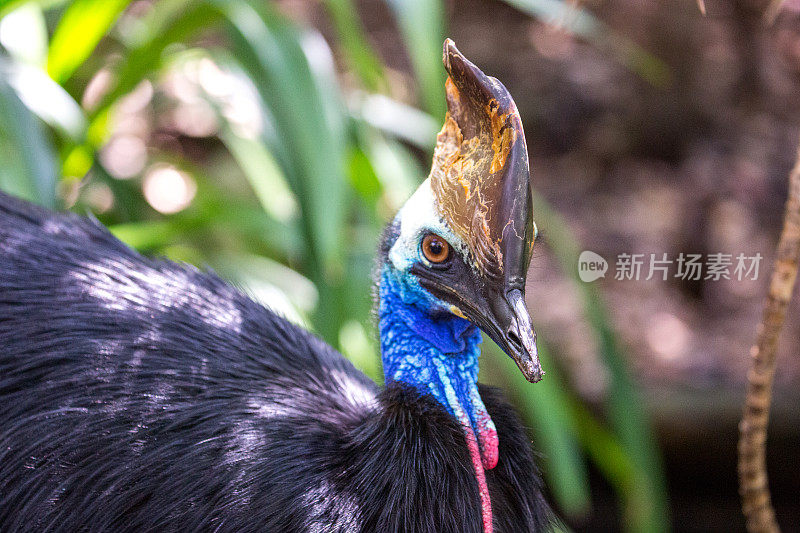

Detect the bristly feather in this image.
[0,192,552,532]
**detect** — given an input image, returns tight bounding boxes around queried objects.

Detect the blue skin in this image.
[379,263,491,449]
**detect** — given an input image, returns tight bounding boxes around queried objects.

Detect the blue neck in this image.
[378,265,498,469]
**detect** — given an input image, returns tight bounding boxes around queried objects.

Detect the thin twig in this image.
[738,138,800,533]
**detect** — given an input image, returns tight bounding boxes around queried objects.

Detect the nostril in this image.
[507,327,521,349]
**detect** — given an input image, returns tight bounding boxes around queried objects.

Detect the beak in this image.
[503,289,542,383]
[477,287,541,384]
[415,266,544,383]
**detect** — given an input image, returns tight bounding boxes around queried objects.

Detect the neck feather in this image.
[378,265,498,531]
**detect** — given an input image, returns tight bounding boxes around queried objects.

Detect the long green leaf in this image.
[211,252,317,325]
[7,63,87,142]
[217,0,349,261]
[216,0,350,343]
[0,0,68,19]
[47,0,132,83]
[352,92,439,151]
[92,0,222,120]
[384,0,446,119]
[322,0,386,92]
[219,129,298,224]
[353,119,423,211]
[533,196,670,532]
[0,59,58,207]
[567,394,637,498]
[108,219,182,250]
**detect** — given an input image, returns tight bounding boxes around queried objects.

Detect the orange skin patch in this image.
[445,76,461,103]
[486,101,516,174]
[429,78,513,280]
[449,305,468,319]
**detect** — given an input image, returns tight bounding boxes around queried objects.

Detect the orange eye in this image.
[421,233,451,264]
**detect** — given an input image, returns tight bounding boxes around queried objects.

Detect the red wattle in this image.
[475,410,499,470]
[463,425,493,533]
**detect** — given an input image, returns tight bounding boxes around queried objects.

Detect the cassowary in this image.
[0,40,553,532]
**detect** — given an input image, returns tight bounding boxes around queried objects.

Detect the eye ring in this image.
[421,233,451,264]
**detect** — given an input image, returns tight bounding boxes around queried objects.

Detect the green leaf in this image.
[322,0,386,92]
[0,0,69,19]
[339,318,381,382]
[217,1,349,258]
[354,120,423,211]
[92,0,221,121]
[533,196,670,532]
[0,59,58,207]
[216,0,350,342]
[567,394,637,498]
[6,62,87,142]
[211,252,317,325]
[0,2,48,66]
[501,0,598,35]
[384,0,446,119]
[347,145,382,205]
[47,0,132,83]
[352,92,439,151]
[219,129,298,223]
[108,219,181,250]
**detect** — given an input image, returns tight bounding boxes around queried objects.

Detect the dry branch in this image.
[738,138,800,533]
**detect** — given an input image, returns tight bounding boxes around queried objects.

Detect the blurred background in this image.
[1,0,799,531]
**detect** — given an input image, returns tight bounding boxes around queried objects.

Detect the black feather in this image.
[0,192,552,532]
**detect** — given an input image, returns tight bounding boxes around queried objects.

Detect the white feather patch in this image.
[389,178,470,272]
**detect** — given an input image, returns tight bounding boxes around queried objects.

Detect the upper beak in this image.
[503,289,542,383]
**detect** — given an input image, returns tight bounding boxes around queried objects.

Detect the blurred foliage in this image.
[0,0,670,530]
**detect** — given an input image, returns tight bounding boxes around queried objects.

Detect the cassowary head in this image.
[382,39,541,383]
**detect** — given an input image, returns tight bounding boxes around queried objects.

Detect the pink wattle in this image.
[476,411,499,470]
[463,425,494,533]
